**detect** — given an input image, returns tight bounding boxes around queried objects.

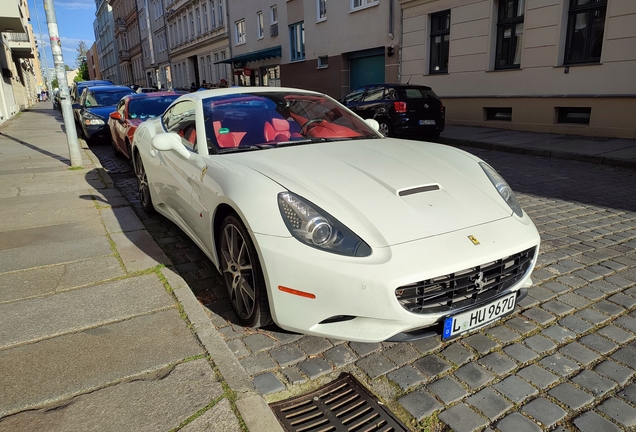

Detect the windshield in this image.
[86,89,135,107]
[202,91,380,152]
[128,95,179,119]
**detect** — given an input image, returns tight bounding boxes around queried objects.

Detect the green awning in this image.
[214,46,282,65]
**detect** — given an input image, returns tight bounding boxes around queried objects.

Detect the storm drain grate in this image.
[269,373,408,432]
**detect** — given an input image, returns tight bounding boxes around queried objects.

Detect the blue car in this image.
[73,85,135,144]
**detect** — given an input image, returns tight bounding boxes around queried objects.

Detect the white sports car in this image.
[131,87,540,343]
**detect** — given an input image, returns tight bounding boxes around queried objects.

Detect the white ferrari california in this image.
[131,87,540,343]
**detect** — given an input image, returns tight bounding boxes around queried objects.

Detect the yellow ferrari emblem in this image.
[200,165,207,181]
[468,235,480,245]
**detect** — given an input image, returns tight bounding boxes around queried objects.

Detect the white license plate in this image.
[419,120,436,125]
[442,293,516,340]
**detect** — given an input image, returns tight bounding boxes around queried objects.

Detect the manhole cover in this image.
[270,373,408,432]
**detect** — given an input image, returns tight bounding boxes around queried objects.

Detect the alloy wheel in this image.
[135,153,151,210]
[220,223,256,320]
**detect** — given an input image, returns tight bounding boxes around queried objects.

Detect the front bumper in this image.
[82,122,110,142]
[255,214,540,343]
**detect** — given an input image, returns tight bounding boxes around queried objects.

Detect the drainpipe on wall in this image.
[224,0,234,86]
[398,4,403,83]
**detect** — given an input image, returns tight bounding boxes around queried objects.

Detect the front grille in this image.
[396,247,536,314]
[270,373,407,432]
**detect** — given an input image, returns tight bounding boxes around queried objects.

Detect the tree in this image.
[51,78,58,89]
[64,64,72,71]
[75,61,89,82]
[76,41,89,68]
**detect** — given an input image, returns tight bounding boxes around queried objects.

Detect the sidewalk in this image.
[0,102,281,432]
[440,124,636,169]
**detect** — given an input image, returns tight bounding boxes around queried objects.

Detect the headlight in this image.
[278,192,371,257]
[480,162,523,217]
[83,111,105,125]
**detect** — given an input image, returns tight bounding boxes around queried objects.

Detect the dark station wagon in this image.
[341,84,445,139]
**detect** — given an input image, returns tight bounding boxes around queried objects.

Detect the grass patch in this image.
[417,412,447,432]
[68,166,85,170]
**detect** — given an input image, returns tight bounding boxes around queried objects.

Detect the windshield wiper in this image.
[276,137,353,147]
[216,144,276,154]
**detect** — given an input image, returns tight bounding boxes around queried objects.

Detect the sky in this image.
[27,0,97,72]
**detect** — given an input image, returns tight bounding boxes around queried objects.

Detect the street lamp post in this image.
[42,0,82,167]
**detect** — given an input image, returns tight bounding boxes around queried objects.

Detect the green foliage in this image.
[51,78,58,89]
[75,60,90,82]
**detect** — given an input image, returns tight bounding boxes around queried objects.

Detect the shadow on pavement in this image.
[0,131,71,165]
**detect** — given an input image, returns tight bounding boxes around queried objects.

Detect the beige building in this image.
[87,42,102,80]
[226,0,401,99]
[164,0,231,90]
[399,0,636,138]
[110,0,145,86]
[0,0,40,125]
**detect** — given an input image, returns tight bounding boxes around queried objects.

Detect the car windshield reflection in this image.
[128,96,180,119]
[202,92,380,152]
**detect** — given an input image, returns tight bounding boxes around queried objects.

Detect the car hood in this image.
[128,119,143,127]
[86,106,116,119]
[228,139,513,247]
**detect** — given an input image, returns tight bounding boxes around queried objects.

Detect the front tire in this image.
[219,215,272,328]
[134,151,155,214]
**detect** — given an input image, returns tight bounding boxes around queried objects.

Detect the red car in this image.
[108,92,182,159]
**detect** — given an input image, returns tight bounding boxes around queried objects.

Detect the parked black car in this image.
[341,84,445,139]
[72,85,135,144]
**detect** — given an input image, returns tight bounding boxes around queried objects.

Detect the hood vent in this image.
[398,184,440,197]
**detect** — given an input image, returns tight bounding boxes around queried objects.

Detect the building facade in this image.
[165,0,231,90]
[110,0,144,86]
[226,0,401,99]
[143,0,170,88]
[0,0,40,125]
[87,42,102,80]
[399,0,636,138]
[94,0,120,84]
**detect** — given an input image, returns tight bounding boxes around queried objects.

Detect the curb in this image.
[439,137,636,170]
[82,146,283,432]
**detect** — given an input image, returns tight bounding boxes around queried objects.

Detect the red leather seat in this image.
[264,118,291,142]
[213,121,245,148]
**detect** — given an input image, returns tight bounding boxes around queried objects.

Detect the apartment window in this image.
[214,52,220,81]
[317,0,326,21]
[210,0,216,27]
[496,0,524,69]
[190,12,195,38]
[220,51,228,80]
[203,3,208,32]
[140,13,146,30]
[485,107,512,121]
[257,11,264,39]
[564,0,607,64]
[351,0,377,11]
[196,8,201,35]
[271,5,278,24]
[143,43,149,59]
[557,107,591,125]
[289,21,305,61]
[430,10,450,74]
[154,0,162,19]
[235,19,246,45]
[218,0,223,25]
[123,32,128,49]
[317,56,328,68]
[178,19,183,42]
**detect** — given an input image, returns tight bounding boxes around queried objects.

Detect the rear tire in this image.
[134,151,155,214]
[219,215,272,328]
[377,119,392,137]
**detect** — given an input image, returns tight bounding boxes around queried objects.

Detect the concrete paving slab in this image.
[100,206,145,233]
[0,273,172,349]
[179,398,242,432]
[0,359,222,432]
[0,265,65,303]
[0,219,106,251]
[0,309,203,417]
[0,207,100,233]
[0,236,113,273]
[0,256,124,303]
[0,190,96,216]
[110,230,170,272]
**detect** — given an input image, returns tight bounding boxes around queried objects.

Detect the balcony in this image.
[0,1,26,33]
[119,49,130,61]
[3,32,33,58]
[115,18,126,32]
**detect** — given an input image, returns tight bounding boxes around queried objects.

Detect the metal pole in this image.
[43,0,82,167]
[33,0,51,91]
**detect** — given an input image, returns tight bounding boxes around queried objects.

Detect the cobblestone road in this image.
[90,141,636,432]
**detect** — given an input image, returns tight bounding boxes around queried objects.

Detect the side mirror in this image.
[151,133,191,160]
[109,112,122,121]
[365,118,380,132]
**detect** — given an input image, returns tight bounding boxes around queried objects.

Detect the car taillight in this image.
[394,101,407,113]
[440,102,445,115]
